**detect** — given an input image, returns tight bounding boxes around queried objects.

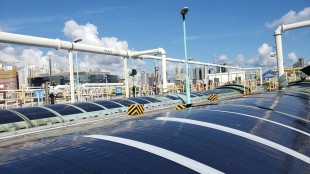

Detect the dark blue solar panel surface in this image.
[0,136,193,174]
[177,93,198,98]
[111,99,136,106]
[93,100,123,109]
[139,97,162,103]
[190,92,204,96]
[126,97,150,104]
[1,81,310,173]
[12,107,58,120]
[0,110,24,124]
[72,102,104,112]
[46,104,83,116]
[165,95,180,100]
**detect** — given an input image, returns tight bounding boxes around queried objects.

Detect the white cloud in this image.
[166,62,183,75]
[0,45,68,72]
[266,7,310,28]
[0,45,20,63]
[288,52,298,62]
[63,20,130,77]
[235,54,245,65]
[246,43,276,67]
[218,54,229,62]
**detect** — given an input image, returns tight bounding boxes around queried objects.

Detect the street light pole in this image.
[181,7,191,105]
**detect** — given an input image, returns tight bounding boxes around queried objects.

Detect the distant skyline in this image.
[0,0,309,77]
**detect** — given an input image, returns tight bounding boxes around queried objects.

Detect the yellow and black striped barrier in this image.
[208,94,218,101]
[176,104,192,110]
[243,89,250,96]
[128,104,144,115]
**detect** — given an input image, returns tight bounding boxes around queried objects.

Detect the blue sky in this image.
[0,0,309,77]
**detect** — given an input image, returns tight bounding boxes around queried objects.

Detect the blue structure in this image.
[0,80,310,173]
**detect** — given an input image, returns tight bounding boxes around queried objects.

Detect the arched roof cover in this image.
[93,100,123,109]
[0,110,24,124]
[46,104,83,116]
[12,107,58,120]
[72,102,105,112]
[1,81,310,173]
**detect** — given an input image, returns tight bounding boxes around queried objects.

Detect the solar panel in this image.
[72,102,105,112]
[12,107,58,120]
[0,110,24,124]
[111,99,136,107]
[139,97,162,103]
[126,98,150,104]
[191,92,204,96]
[46,104,83,116]
[93,100,123,109]
[165,95,180,100]
[177,93,198,98]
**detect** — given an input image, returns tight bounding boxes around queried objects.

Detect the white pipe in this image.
[0,31,169,95]
[137,48,167,94]
[159,48,167,94]
[228,68,231,82]
[141,55,260,70]
[259,67,263,86]
[124,57,129,98]
[278,20,310,33]
[133,49,163,57]
[76,51,80,101]
[204,65,208,90]
[274,20,310,89]
[0,32,131,57]
[68,51,75,103]
[274,33,286,88]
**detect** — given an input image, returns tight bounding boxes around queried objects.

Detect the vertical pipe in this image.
[49,55,52,84]
[124,57,129,98]
[236,68,239,84]
[76,51,79,101]
[219,66,222,85]
[259,68,263,86]
[274,33,286,89]
[69,50,75,103]
[154,59,157,95]
[204,65,208,90]
[183,18,191,104]
[161,54,168,94]
[228,67,231,82]
[44,82,50,105]
[106,77,108,99]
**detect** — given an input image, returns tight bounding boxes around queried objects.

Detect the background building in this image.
[0,63,19,90]
[293,58,305,68]
[28,72,119,87]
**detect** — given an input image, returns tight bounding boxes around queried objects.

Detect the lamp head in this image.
[74,38,82,43]
[181,7,189,15]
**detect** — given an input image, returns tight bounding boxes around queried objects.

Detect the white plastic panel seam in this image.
[83,134,224,174]
[155,117,310,164]
[204,109,310,137]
